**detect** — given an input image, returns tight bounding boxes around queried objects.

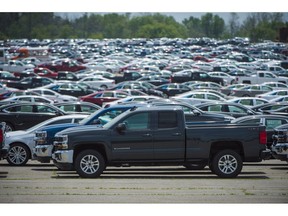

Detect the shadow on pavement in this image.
[0,171,8,178]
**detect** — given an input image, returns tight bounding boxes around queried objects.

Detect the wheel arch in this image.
[73,143,108,162]
[209,141,244,161]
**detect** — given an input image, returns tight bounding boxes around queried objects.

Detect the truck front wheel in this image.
[211,150,242,178]
[75,150,106,178]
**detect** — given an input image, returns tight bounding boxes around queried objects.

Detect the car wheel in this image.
[7,143,30,166]
[4,122,14,132]
[75,149,106,178]
[184,163,206,170]
[100,85,108,90]
[211,150,242,178]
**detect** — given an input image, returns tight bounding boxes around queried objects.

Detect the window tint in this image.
[122,112,149,130]
[158,111,177,129]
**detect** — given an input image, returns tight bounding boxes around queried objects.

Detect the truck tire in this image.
[7,143,30,166]
[211,150,242,178]
[75,149,106,178]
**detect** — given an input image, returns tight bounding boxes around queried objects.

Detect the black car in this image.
[171,70,224,85]
[0,102,67,132]
[154,83,192,97]
[54,101,101,115]
[195,101,258,118]
[4,76,54,90]
[251,102,288,113]
[46,82,95,97]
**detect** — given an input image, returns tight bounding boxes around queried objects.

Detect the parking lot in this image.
[0,159,287,203]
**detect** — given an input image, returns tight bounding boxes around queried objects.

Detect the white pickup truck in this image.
[236,71,288,85]
[0,60,35,73]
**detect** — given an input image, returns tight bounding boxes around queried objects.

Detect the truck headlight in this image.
[34,131,47,145]
[54,134,69,150]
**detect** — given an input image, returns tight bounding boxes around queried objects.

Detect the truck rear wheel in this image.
[211,150,242,178]
[75,150,106,178]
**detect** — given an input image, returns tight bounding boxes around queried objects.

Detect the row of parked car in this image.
[0,36,288,169]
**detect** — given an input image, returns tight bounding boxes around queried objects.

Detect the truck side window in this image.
[123,113,149,130]
[158,111,178,129]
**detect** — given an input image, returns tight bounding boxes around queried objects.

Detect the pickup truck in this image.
[33,103,233,163]
[171,70,224,85]
[236,71,288,84]
[51,106,270,178]
[0,122,7,160]
[0,60,35,73]
[271,124,288,163]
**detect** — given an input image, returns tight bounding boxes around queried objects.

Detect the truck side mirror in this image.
[116,123,127,133]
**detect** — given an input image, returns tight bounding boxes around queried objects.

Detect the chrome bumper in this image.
[52,150,74,163]
[34,145,54,158]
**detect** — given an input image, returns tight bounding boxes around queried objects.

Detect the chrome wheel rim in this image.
[80,155,100,174]
[218,154,237,174]
[8,146,27,165]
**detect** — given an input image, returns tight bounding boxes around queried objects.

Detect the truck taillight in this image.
[259,130,267,145]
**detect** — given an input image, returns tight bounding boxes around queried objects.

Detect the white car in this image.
[172,91,226,106]
[103,95,161,107]
[257,90,288,101]
[1,95,54,104]
[78,76,116,89]
[28,88,78,103]
[227,97,269,108]
[4,114,88,166]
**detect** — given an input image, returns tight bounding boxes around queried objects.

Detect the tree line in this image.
[0,12,287,42]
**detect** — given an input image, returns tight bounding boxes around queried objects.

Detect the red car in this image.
[34,67,58,79]
[79,90,129,107]
[37,59,86,72]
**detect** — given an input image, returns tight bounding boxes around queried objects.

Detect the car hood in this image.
[5,130,27,138]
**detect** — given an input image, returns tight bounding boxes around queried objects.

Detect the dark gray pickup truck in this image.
[52,106,270,178]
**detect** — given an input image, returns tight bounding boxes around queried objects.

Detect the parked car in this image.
[231,114,288,148]
[195,101,258,118]
[4,76,55,90]
[79,90,129,106]
[37,59,86,72]
[227,97,269,108]
[54,101,101,115]
[154,83,192,97]
[78,76,115,89]
[251,102,288,113]
[45,82,95,97]
[1,95,54,104]
[172,91,227,106]
[0,102,67,132]
[4,114,88,166]
[28,88,78,103]
[257,89,288,101]
[229,84,273,97]
[103,95,161,108]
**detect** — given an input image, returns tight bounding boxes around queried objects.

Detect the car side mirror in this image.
[116,123,127,133]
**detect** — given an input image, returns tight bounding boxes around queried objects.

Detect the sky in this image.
[2,0,288,24]
[2,0,287,14]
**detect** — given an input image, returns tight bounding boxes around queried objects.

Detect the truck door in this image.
[153,111,186,160]
[110,112,154,160]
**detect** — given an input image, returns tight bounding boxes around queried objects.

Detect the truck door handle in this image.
[172,132,181,136]
[142,133,152,137]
